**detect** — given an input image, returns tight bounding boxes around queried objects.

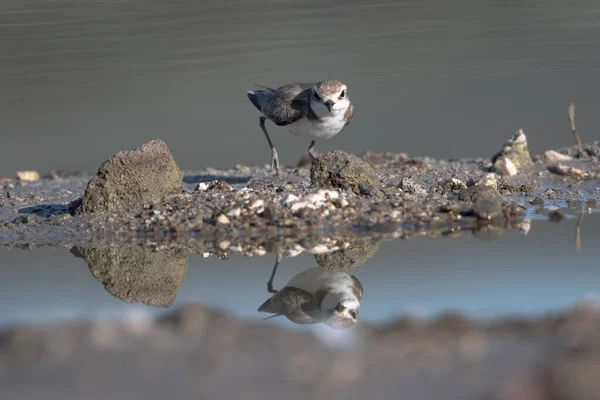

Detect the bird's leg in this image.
[267,252,282,294]
[307,140,317,160]
[259,116,281,176]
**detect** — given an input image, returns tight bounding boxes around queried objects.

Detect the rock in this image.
[15,171,40,182]
[315,239,381,271]
[310,150,379,193]
[458,186,503,203]
[492,129,533,175]
[71,247,186,308]
[493,156,518,176]
[548,164,588,178]
[399,177,427,196]
[472,200,503,220]
[544,150,573,162]
[71,140,182,214]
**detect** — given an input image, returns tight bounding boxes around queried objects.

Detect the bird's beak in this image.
[324,100,335,112]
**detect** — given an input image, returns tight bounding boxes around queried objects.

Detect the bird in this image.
[257,255,363,329]
[247,80,355,176]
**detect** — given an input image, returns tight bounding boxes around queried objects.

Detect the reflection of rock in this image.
[310,150,379,193]
[70,140,182,214]
[472,224,504,241]
[315,239,380,271]
[71,247,187,308]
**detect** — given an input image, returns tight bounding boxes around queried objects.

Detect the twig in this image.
[568,102,584,157]
[575,208,584,252]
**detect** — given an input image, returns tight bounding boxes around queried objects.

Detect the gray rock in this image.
[310,150,379,193]
[472,200,503,220]
[71,246,187,308]
[458,186,503,203]
[71,140,182,214]
[315,239,381,271]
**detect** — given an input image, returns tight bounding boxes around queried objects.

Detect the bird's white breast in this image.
[286,267,355,294]
[286,110,347,141]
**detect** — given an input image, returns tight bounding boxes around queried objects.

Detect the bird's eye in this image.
[350,311,357,319]
[339,90,346,98]
[313,92,320,100]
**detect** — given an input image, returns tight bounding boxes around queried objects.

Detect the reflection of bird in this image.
[258,255,363,329]
[247,80,355,176]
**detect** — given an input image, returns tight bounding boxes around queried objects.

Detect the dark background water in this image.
[1,0,600,176]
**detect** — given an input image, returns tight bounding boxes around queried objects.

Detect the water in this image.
[2,0,600,175]
[2,213,598,332]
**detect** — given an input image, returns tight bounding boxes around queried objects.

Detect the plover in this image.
[247,80,355,176]
[258,255,363,329]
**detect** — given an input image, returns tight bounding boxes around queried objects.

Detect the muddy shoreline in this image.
[1,141,598,254]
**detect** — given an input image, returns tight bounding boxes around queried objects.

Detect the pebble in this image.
[544,150,573,162]
[248,199,264,210]
[226,208,241,218]
[548,164,588,177]
[281,194,300,206]
[16,171,40,182]
[493,156,518,176]
[216,214,230,224]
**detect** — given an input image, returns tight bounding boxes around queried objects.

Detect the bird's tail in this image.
[247,87,273,112]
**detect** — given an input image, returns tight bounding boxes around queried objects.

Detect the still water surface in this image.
[2,1,600,175]
[1,213,598,333]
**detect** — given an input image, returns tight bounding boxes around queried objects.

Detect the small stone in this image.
[218,240,231,250]
[216,214,230,224]
[548,164,588,177]
[281,194,300,206]
[226,208,241,218]
[493,156,518,176]
[195,182,209,191]
[16,171,40,182]
[587,198,597,208]
[290,201,312,212]
[544,150,573,162]
[248,199,264,210]
[472,200,503,220]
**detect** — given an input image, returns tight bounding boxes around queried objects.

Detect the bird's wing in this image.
[344,103,355,126]
[257,286,321,324]
[262,82,314,126]
[351,275,363,300]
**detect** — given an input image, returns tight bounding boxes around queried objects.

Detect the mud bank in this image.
[1,301,600,400]
[0,140,598,253]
